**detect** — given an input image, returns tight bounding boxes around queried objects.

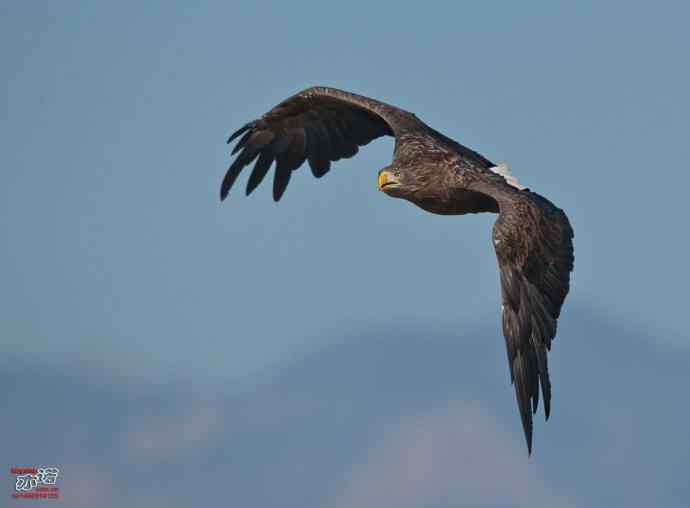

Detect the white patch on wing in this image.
[490,163,527,190]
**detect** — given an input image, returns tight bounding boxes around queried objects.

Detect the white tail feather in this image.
[490,163,527,190]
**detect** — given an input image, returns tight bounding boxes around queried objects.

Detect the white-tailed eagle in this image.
[220,86,574,454]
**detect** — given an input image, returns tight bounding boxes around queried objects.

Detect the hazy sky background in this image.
[2,1,689,507]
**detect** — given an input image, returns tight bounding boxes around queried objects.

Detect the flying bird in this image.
[220,86,574,454]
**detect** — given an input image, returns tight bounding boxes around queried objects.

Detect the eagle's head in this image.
[378,164,434,202]
[378,164,498,215]
[377,166,407,198]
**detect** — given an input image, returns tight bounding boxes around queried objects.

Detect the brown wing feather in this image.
[221,86,421,201]
[492,190,574,454]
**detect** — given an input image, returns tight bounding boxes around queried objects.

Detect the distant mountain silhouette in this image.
[2,304,688,508]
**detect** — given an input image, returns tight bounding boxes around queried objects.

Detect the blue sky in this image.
[2,0,688,380]
[1,1,689,506]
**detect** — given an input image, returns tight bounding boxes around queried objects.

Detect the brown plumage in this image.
[220,86,574,454]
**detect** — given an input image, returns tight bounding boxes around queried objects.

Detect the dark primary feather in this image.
[227,123,251,144]
[246,151,274,196]
[220,86,418,201]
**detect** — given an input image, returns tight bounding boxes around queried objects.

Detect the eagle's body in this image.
[221,86,574,454]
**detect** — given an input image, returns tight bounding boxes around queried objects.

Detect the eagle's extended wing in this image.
[221,86,421,201]
[489,187,574,454]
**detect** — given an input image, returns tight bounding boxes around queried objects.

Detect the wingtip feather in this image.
[227,123,251,144]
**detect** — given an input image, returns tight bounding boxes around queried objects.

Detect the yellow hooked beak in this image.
[378,170,400,191]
